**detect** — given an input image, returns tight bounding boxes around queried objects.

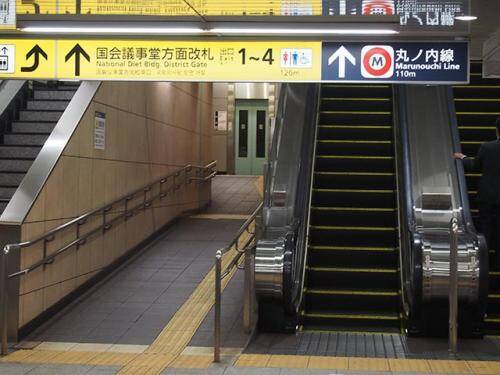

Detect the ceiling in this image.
[471,0,500,58]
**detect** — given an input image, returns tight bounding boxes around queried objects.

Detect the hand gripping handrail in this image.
[0,161,216,355]
[213,201,262,362]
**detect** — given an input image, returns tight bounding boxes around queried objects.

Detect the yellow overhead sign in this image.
[16,0,322,16]
[0,39,321,82]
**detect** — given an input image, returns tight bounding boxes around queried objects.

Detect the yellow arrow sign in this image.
[0,39,322,82]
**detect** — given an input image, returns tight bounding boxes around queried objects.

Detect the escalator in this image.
[302,84,401,333]
[453,61,500,335]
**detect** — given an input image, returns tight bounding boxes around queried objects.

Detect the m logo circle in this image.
[361,45,394,79]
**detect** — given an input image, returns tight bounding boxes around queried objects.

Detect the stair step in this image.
[0,187,17,200]
[0,159,35,172]
[19,110,63,122]
[11,122,57,134]
[0,146,42,158]
[0,172,25,185]
[27,100,70,111]
[4,134,50,146]
[34,90,76,100]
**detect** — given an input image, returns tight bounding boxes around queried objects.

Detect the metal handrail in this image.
[214,201,262,362]
[0,160,216,355]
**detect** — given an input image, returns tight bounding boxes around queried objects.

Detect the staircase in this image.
[0,82,79,214]
[453,61,500,335]
[301,84,401,333]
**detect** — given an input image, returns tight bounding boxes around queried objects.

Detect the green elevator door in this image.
[235,100,269,175]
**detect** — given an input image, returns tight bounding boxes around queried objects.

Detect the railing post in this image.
[214,250,222,363]
[1,245,9,356]
[243,245,252,334]
[449,215,459,354]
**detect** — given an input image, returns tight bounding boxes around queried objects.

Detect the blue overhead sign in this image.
[322,42,469,84]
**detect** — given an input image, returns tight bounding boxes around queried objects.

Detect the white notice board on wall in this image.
[214,110,227,131]
[94,111,106,150]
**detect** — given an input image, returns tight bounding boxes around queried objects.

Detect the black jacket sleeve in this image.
[463,144,484,172]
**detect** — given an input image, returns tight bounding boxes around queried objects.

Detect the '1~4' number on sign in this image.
[238,48,275,65]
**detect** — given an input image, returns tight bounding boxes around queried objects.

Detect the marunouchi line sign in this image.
[0,39,469,84]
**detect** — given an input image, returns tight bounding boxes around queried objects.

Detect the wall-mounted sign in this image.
[94,111,106,150]
[0,0,15,29]
[15,0,322,16]
[214,110,228,131]
[322,41,469,83]
[322,0,469,29]
[0,38,469,84]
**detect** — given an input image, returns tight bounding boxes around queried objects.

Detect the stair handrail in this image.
[1,160,216,355]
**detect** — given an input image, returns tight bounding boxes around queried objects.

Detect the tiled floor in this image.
[207,176,261,215]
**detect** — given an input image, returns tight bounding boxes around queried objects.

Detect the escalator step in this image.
[307,266,398,290]
[316,140,393,156]
[320,111,392,125]
[312,189,396,208]
[454,98,500,112]
[304,289,400,312]
[308,246,397,268]
[321,98,392,111]
[456,112,500,126]
[458,127,497,141]
[301,310,401,332]
[318,125,392,140]
[314,172,396,190]
[454,86,500,99]
[310,207,397,227]
[322,84,391,98]
[315,155,394,172]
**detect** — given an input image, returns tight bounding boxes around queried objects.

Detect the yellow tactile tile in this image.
[467,361,500,375]
[169,355,213,369]
[47,351,99,365]
[88,352,139,366]
[388,358,431,373]
[427,359,473,374]
[234,354,271,367]
[348,357,390,372]
[0,349,34,362]
[125,353,174,368]
[268,355,310,369]
[20,350,63,364]
[308,355,349,370]
[118,365,164,375]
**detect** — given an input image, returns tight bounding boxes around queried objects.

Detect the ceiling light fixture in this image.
[211,27,399,35]
[455,15,478,21]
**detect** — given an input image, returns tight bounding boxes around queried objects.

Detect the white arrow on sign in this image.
[328,46,356,79]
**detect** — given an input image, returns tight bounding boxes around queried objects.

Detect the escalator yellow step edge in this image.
[465,174,482,177]
[454,85,500,88]
[316,155,394,160]
[309,245,396,252]
[317,140,392,144]
[313,188,395,193]
[315,171,395,176]
[298,327,403,335]
[455,98,500,102]
[490,271,500,276]
[305,289,399,296]
[485,318,500,323]
[459,126,496,130]
[488,294,500,299]
[323,84,390,88]
[321,111,392,115]
[457,112,500,115]
[462,141,486,144]
[319,125,391,129]
[311,206,396,212]
[307,266,398,273]
[310,225,398,232]
[322,97,391,101]
[469,191,477,194]
[302,312,400,320]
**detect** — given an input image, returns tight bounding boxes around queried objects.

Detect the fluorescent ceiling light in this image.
[455,15,478,21]
[22,26,398,36]
[212,28,399,35]
[22,26,206,34]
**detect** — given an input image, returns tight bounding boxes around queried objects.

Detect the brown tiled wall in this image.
[17,81,213,328]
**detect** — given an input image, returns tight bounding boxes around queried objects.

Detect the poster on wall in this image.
[0,0,15,29]
[322,0,469,30]
[214,111,228,131]
[94,112,106,150]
